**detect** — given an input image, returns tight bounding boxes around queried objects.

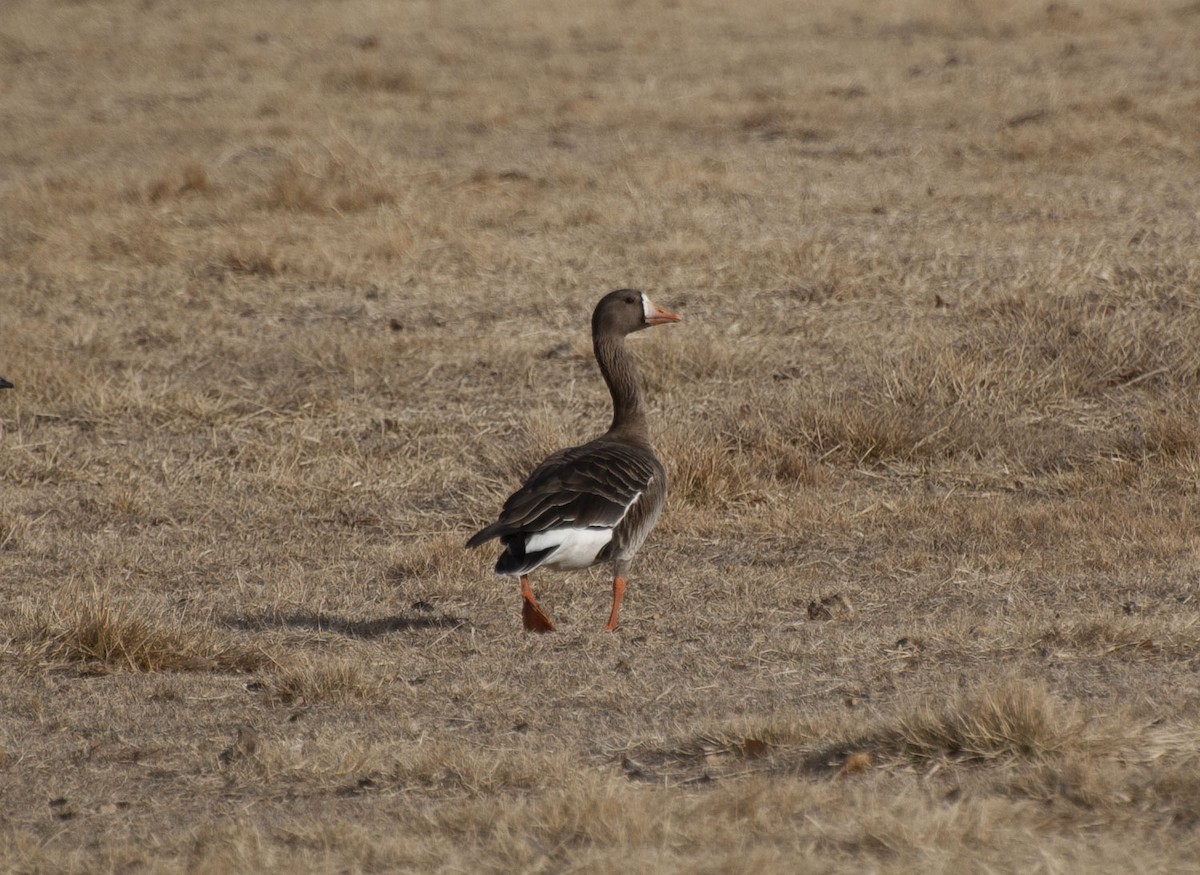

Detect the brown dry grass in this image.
[3,0,1200,870]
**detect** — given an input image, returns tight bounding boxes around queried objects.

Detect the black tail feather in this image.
[494,534,552,577]
[465,522,502,549]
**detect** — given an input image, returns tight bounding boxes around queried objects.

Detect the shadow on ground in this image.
[224,610,467,637]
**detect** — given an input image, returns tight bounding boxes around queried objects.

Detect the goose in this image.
[466,289,681,632]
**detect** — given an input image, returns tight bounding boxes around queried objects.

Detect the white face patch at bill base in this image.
[641,292,652,322]
[525,526,614,570]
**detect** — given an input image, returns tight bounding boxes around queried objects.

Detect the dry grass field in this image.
[3,0,1200,870]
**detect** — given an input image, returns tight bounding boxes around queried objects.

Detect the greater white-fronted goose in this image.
[466,289,681,632]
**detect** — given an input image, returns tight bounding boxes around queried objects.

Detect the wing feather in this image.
[467,439,660,546]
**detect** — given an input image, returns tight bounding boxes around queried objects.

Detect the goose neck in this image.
[594,333,649,441]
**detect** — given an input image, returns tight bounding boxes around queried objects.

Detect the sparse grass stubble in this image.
[3,0,1200,871]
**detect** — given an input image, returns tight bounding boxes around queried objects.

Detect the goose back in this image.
[466,435,666,576]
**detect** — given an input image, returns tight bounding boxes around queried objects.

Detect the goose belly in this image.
[525,527,613,570]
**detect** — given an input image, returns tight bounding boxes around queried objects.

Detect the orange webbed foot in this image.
[520,575,556,633]
[522,597,557,633]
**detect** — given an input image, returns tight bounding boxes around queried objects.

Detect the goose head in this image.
[592,289,681,338]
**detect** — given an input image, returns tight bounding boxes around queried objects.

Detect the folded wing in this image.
[466,440,661,575]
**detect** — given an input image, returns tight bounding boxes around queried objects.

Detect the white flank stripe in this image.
[526,526,613,570]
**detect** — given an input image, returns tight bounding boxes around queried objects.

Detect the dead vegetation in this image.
[3,0,1200,871]
[2,592,271,674]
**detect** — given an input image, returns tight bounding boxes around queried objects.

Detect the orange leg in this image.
[520,575,556,633]
[602,576,626,632]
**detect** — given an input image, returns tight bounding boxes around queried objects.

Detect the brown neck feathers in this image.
[594,332,649,443]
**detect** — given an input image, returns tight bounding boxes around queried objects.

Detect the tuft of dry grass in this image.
[257,655,392,705]
[220,241,282,277]
[884,681,1092,763]
[263,151,401,215]
[3,594,271,674]
[147,161,211,202]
